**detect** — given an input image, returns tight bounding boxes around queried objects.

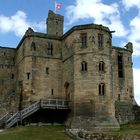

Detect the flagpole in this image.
[54,1,56,13]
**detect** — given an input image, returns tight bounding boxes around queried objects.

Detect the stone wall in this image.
[115,101,135,124]
[0,47,18,117]
[133,105,140,122]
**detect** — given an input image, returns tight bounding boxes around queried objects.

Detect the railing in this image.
[6,112,19,128]
[21,101,40,120]
[3,99,70,128]
[5,101,40,129]
[0,113,9,123]
[0,113,11,128]
[41,99,70,109]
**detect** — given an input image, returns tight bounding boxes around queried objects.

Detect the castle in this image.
[0,10,136,130]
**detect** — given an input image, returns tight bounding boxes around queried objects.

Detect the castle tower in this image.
[47,10,64,36]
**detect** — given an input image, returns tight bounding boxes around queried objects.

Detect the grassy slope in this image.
[0,124,140,140]
[0,125,72,140]
[100,123,140,137]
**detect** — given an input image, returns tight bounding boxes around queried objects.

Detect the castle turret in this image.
[47,10,64,36]
[125,42,133,53]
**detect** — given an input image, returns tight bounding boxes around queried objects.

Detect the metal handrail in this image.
[4,99,70,128]
[6,101,40,128]
[6,112,19,128]
[0,113,9,123]
[21,101,40,119]
[41,99,70,109]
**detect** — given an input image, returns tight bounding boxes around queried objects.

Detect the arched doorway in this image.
[64,82,70,100]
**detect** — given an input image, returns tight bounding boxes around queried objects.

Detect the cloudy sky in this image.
[0,0,140,105]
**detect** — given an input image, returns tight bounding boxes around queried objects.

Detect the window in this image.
[27,72,30,80]
[81,61,87,72]
[46,67,49,74]
[99,61,105,72]
[51,89,54,95]
[118,94,120,100]
[31,42,36,51]
[98,34,103,48]
[80,33,87,48]
[99,83,105,96]
[118,54,124,78]
[11,74,14,79]
[47,42,53,55]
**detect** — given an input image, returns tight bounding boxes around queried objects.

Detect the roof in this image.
[62,23,114,39]
[112,46,132,53]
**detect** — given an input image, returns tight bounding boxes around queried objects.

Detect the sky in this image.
[0,0,140,105]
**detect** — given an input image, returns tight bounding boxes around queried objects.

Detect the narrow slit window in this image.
[11,74,14,79]
[51,89,54,95]
[31,42,36,51]
[99,61,105,72]
[27,72,30,80]
[46,67,49,74]
[118,54,124,78]
[81,61,87,71]
[99,83,105,96]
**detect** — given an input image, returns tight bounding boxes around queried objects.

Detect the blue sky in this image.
[0,0,140,105]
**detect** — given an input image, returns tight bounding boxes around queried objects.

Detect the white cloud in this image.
[133,68,140,105]
[66,0,128,37]
[127,12,140,56]
[0,11,45,37]
[122,0,140,10]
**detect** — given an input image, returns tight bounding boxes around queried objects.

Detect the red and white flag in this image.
[55,2,61,9]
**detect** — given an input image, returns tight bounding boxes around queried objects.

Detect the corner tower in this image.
[47,10,64,36]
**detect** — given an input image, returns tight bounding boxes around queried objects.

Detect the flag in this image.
[55,2,61,9]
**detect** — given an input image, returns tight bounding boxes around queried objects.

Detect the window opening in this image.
[99,61,105,71]
[51,89,54,95]
[11,74,14,79]
[27,72,30,80]
[81,33,87,48]
[98,34,103,48]
[99,83,105,95]
[118,54,124,78]
[47,42,53,55]
[81,61,87,71]
[46,67,49,74]
[31,42,36,51]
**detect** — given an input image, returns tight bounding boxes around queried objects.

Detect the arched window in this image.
[99,61,105,72]
[31,42,36,51]
[81,61,87,71]
[99,83,105,95]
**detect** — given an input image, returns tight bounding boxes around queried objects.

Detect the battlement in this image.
[47,10,64,36]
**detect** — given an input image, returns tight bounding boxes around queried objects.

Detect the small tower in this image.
[47,10,64,36]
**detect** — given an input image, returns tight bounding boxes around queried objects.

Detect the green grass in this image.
[101,123,140,137]
[0,123,140,140]
[0,125,72,140]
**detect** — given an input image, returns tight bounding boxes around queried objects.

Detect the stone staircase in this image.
[0,99,69,129]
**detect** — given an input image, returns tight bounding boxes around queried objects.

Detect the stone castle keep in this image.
[0,10,136,130]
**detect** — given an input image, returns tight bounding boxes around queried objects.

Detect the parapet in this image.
[48,10,64,21]
[124,42,133,53]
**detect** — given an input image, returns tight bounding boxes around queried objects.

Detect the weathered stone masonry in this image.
[0,10,138,130]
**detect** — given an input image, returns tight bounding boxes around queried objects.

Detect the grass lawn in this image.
[0,125,72,140]
[0,123,140,140]
[97,123,140,137]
